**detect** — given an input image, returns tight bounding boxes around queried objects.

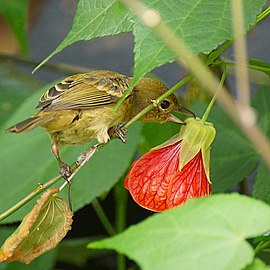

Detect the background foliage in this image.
[0,0,270,269]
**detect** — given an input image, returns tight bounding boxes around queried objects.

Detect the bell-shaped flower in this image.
[124,117,216,212]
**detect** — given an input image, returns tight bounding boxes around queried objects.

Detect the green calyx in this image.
[179,117,216,183]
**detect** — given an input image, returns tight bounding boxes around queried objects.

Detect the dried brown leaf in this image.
[0,186,73,264]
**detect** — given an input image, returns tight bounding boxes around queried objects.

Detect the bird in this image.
[6,70,194,178]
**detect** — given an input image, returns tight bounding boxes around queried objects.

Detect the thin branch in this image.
[231,0,250,105]
[92,199,116,236]
[0,53,90,75]
[120,0,270,169]
[0,174,61,221]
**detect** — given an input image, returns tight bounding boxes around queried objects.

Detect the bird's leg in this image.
[51,142,73,181]
[108,124,128,143]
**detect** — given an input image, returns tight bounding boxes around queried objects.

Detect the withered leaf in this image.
[0,186,73,264]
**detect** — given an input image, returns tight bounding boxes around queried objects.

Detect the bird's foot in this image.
[109,124,128,143]
[60,162,73,184]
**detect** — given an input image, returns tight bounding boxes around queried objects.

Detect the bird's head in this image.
[128,77,194,124]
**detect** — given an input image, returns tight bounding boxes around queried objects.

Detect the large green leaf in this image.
[0,0,29,54]
[132,0,266,79]
[35,0,266,77]
[244,258,268,270]
[0,63,41,127]
[211,111,259,192]
[252,163,270,205]
[140,121,181,153]
[89,194,270,270]
[57,237,111,268]
[252,86,270,137]
[34,0,133,71]
[192,102,259,192]
[0,83,142,223]
[251,86,270,204]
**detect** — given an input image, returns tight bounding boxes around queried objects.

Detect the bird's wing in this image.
[37,72,131,111]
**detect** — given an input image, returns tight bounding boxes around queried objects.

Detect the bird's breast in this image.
[42,107,125,146]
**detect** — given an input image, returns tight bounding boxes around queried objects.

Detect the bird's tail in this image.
[6,116,51,133]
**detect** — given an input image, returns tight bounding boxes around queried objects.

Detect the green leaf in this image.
[253,163,270,205]
[243,258,268,270]
[133,0,266,79]
[0,82,142,223]
[250,86,270,204]
[0,0,29,54]
[252,86,270,137]
[0,63,41,127]
[192,102,259,192]
[34,0,132,71]
[57,237,111,268]
[1,250,56,270]
[88,194,270,270]
[141,122,180,153]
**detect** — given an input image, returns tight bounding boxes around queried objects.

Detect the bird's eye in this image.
[160,100,171,110]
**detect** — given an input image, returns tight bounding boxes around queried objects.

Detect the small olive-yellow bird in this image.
[6,70,193,176]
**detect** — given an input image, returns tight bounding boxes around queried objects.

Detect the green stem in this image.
[224,60,270,74]
[255,6,270,25]
[254,240,270,255]
[0,174,61,222]
[0,53,90,74]
[201,66,227,123]
[114,179,128,270]
[92,199,116,236]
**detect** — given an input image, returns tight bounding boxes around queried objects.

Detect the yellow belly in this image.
[41,107,124,145]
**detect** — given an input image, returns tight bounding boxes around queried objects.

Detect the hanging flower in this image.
[124,117,216,212]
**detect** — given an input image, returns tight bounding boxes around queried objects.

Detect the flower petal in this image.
[125,142,211,212]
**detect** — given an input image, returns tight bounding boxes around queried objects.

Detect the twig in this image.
[231,0,250,105]
[120,0,270,169]
[0,53,90,75]
[92,199,116,236]
[0,174,61,221]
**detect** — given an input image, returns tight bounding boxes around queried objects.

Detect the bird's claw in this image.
[60,162,73,184]
[109,124,127,143]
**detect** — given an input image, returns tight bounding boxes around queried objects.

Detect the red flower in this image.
[124,118,215,212]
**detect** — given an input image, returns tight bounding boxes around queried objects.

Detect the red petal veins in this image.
[125,141,211,212]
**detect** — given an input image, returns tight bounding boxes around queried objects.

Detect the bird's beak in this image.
[168,114,185,124]
[177,105,196,118]
[168,105,195,124]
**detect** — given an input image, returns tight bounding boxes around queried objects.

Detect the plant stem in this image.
[254,239,270,255]
[92,199,116,236]
[255,6,270,25]
[231,0,250,106]
[0,174,61,222]
[201,66,227,123]
[0,53,90,74]
[114,178,128,270]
